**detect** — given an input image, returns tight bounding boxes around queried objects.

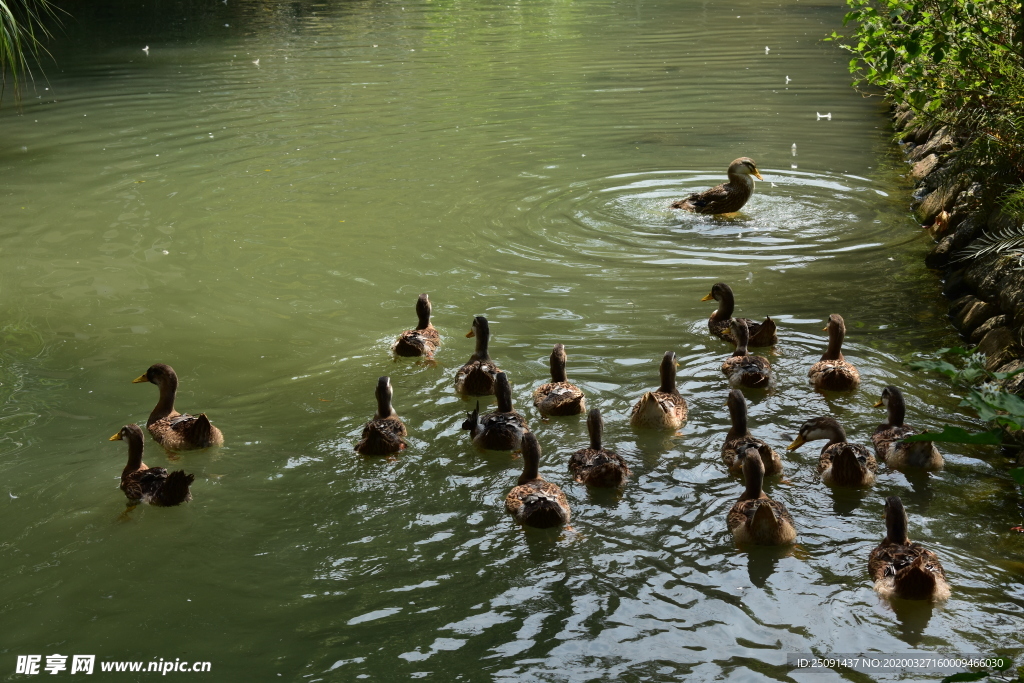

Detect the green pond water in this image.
[2,0,1023,680]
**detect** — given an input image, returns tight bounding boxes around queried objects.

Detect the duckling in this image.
[727,447,797,545]
[355,376,407,456]
[533,344,586,417]
[461,372,530,451]
[721,319,773,389]
[133,364,224,450]
[872,386,944,471]
[109,424,194,506]
[787,416,877,486]
[672,157,763,214]
[868,496,950,601]
[393,293,440,358]
[629,351,688,430]
[700,282,777,346]
[808,314,860,391]
[454,316,501,395]
[569,408,630,487]
[721,389,782,476]
[505,432,570,528]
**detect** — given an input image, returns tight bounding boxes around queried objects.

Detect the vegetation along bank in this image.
[838,0,1024,461]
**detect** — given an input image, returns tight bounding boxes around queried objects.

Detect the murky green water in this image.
[2,0,1023,680]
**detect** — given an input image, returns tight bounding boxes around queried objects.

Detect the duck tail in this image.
[183,413,214,446]
[522,494,569,529]
[750,316,776,345]
[156,470,194,506]
[894,555,937,600]
[584,460,628,488]
[461,402,481,436]
[832,447,863,485]
[750,502,780,540]
[904,440,937,468]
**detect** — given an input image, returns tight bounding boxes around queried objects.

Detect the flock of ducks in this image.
[109,280,951,603]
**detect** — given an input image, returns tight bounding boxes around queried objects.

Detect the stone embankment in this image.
[895,104,1024,392]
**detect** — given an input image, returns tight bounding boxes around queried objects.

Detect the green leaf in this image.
[1010,468,1024,486]
[902,427,1003,445]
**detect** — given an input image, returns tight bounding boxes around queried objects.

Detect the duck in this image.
[569,408,630,487]
[726,446,797,545]
[629,351,688,430]
[133,364,224,450]
[461,371,530,451]
[787,416,877,486]
[109,424,194,506]
[868,496,951,601]
[505,432,570,528]
[454,316,501,396]
[721,319,773,389]
[721,389,782,476]
[533,344,586,416]
[355,376,407,456]
[872,386,944,471]
[393,293,441,359]
[808,314,860,391]
[700,282,777,346]
[671,157,763,214]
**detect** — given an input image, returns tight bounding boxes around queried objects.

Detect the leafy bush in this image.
[0,0,58,104]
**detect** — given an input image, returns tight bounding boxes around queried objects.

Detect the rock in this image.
[949,294,979,319]
[910,154,940,182]
[970,314,1009,344]
[894,106,915,131]
[956,300,999,334]
[981,326,1021,372]
[917,182,960,223]
[942,269,969,299]
[909,127,954,162]
[926,210,952,239]
[950,213,984,253]
[925,234,955,269]
[996,359,1024,394]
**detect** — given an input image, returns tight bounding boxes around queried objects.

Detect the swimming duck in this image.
[808,314,860,391]
[505,432,570,528]
[461,371,530,451]
[110,424,194,506]
[721,319,773,389]
[133,364,224,450]
[787,416,877,486]
[533,344,586,417]
[868,496,950,601]
[393,293,441,359]
[721,389,782,476]
[872,386,944,471]
[454,316,501,396]
[701,282,777,346]
[355,376,407,456]
[727,446,797,545]
[671,157,763,214]
[569,408,630,487]
[629,351,688,430]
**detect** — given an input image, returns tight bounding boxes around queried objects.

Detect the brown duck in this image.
[721,389,781,476]
[721,319,773,389]
[701,282,777,346]
[393,293,440,359]
[868,496,950,601]
[872,386,943,471]
[505,432,570,528]
[726,446,796,545]
[533,344,586,417]
[454,316,501,396]
[110,424,194,506]
[808,314,860,391]
[355,376,407,456]
[629,351,688,430]
[672,157,763,214]
[568,408,630,487]
[133,364,224,450]
[461,372,530,451]
[787,416,876,486]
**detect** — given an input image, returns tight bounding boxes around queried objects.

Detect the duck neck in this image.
[415,302,431,331]
[550,350,567,383]
[886,510,910,545]
[727,170,755,192]
[588,412,603,451]
[496,379,513,413]
[713,288,735,321]
[518,444,540,485]
[732,324,750,357]
[148,376,178,424]
[375,389,396,420]
[727,398,749,441]
[826,423,847,447]
[471,326,490,362]
[121,432,145,479]
[887,392,906,427]
[658,358,676,394]
[741,461,764,500]
[822,323,846,361]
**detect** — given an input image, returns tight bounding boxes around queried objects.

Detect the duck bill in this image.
[700,293,714,302]
[465,330,475,338]
[873,400,883,408]
[109,432,123,441]
[786,435,805,451]
[132,374,148,383]
[753,170,764,181]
